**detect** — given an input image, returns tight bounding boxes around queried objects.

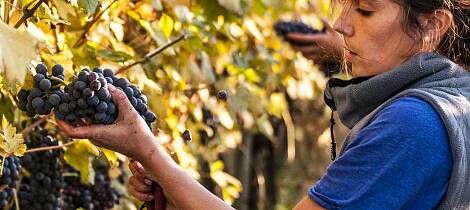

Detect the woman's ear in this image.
[419,9,453,43]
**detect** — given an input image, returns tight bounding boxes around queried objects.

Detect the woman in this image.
[57,0,470,209]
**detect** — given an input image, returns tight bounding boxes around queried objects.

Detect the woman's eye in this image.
[355,8,373,16]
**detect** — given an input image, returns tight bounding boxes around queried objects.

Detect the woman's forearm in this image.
[136,135,235,210]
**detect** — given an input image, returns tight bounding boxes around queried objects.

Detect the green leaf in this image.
[97,50,133,62]
[0,22,38,91]
[158,13,174,38]
[78,0,99,17]
[53,0,77,20]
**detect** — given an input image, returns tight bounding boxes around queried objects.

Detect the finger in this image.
[304,53,322,62]
[108,84,135,113]
[129,185,154,202]
[129,176,152,193]
[56,119,104,139]
[320,17,334,32]
[129,162,152,184]
[291,45,321,54]
[286,33,323,43]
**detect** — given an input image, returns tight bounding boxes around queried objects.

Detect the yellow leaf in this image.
[0,115,26,157]
[158,13,174,38]
[64,139,97,183]
[101,148,118,168]
[267,93,288,118]
[0,22,38,89]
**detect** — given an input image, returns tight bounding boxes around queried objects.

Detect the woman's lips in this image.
[344,46,358,61]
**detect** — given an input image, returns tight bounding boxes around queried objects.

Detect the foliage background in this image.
[0,0,350,209]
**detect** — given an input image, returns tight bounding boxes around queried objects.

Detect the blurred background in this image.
[0,0,352,209]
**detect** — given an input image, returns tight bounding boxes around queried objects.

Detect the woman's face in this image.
[333,0,419,77]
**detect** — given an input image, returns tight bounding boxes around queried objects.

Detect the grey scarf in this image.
[324,52,470,209]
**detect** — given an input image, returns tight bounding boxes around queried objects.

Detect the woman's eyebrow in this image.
[361,0,384,7]
[359,0,383,7]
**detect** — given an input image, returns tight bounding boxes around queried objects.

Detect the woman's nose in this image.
[333,9,354,37]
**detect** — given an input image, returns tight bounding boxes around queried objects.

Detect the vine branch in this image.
[22,114,52,137]
[14,0,47,28]
[115,34,187,75]
[73,0,118,48]
[25,140,75,153]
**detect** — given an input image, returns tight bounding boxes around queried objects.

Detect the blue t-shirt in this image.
[308,96,452,210]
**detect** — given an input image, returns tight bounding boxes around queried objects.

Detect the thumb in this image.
[320,18,334,32]
[108,84,134,112]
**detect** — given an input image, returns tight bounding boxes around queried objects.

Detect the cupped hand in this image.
[286,19,344,64]
[129,161,178,210]
[56,84,155,161]
[128,160,154,202]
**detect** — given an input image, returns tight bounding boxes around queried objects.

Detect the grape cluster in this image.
[18,64,156,126]
[62,166,120,210]
[55,67,116,124]
[19,125,63,210]
[54,67,156,125]
[274,21,326,39]
[17,64,65,117]
[0,156,21,209]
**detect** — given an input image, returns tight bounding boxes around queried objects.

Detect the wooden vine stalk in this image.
[115,34,187,75]
[73,0,119,48]
[14,0,47,28]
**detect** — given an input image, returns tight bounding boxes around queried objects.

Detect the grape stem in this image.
[73,0,118,48]
[22,113,52,137]
[13,0,47,28]
[25,140,75,153]
[115,34,188,75]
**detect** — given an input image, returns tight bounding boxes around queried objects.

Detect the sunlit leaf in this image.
[64,139,98,183]
[0,22,38,90]
[101,148,118,168]
[158,13,174,38]
[0,115,26,157]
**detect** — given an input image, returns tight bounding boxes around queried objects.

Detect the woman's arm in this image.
[136,135,234,210]
[57,85,234,210]
[293,197,325,210]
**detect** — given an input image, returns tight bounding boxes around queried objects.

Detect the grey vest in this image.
[324,52,470,209]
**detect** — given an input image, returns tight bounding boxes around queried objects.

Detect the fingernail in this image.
[147,194,154,200]
[108,84,116,91]
[137,163,145,173]
[144,179,152,185]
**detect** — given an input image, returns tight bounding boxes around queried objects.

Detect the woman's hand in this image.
[128,160,154,202]
[56,84,155,161]
[129,161,178,210]
[286,19,344,64]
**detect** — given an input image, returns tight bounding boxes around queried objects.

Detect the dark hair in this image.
[395,0,470,67]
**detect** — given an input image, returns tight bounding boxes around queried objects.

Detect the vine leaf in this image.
[0,22,38,90]
[78,0,99,17]
[217,0,242,15]
[64,139,99,184]
[158,13,173,38]
[0,115,27,158]
[101,148,118,168]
